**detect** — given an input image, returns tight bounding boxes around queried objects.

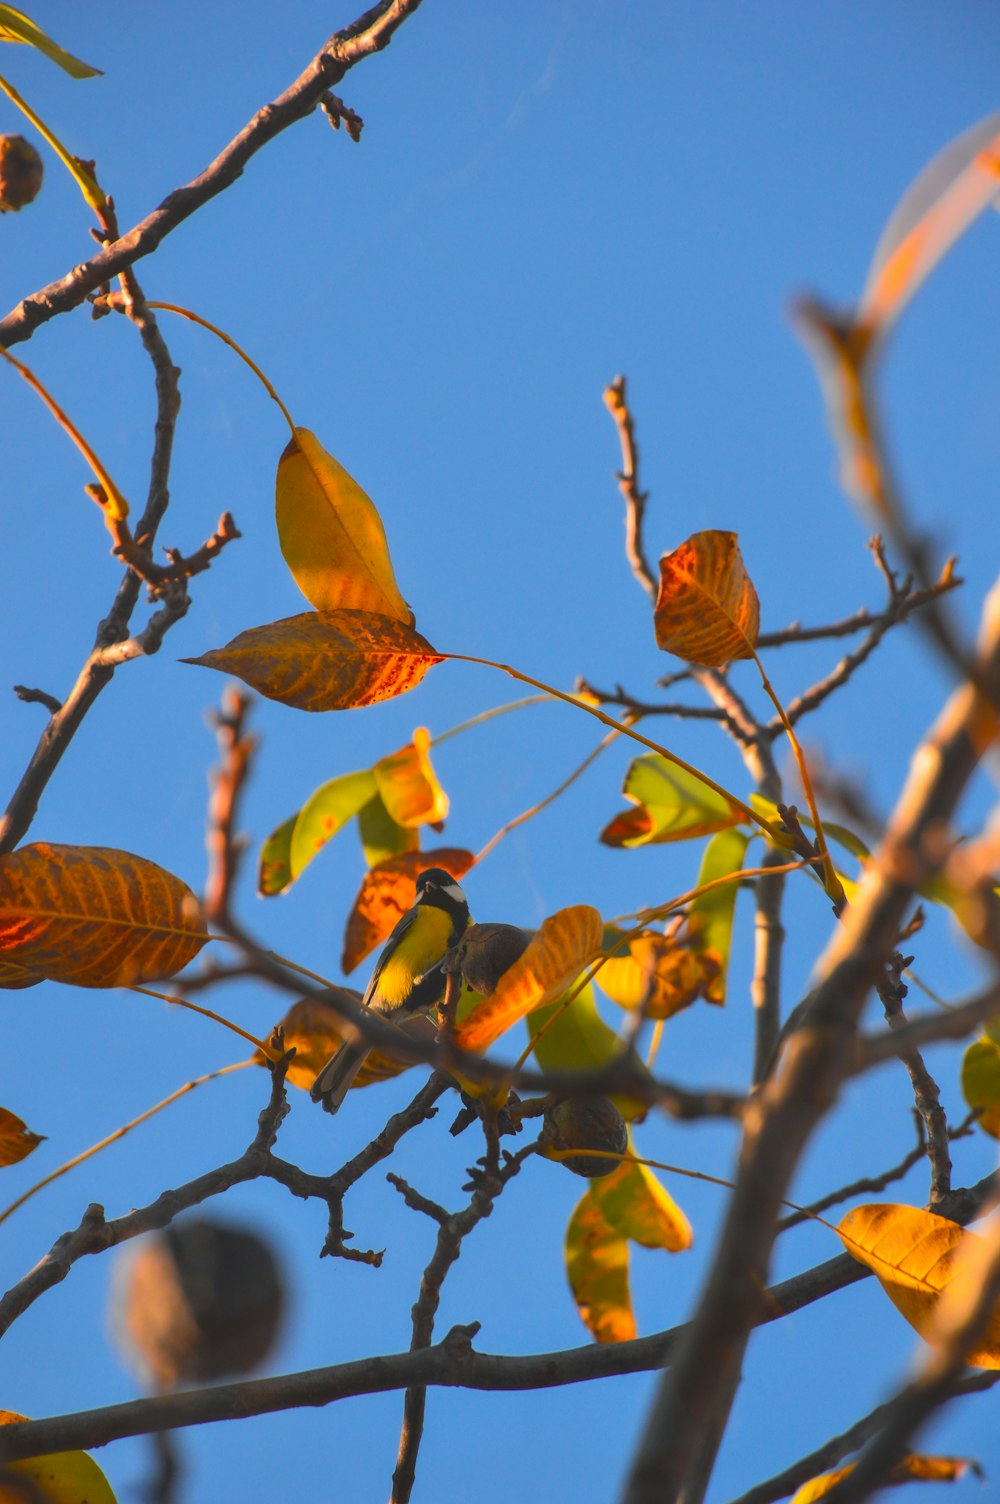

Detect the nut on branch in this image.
[0,135,43,213]
[540,1097,629,1177]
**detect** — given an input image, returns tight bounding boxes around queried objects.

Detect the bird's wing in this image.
[361,904,420,1011]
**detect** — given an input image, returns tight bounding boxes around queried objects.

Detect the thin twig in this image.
[603,375,658,600]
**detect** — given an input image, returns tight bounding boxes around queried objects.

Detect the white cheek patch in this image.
[440,880,466,905]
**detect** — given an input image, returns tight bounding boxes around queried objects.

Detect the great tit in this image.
[310,867,471,1114]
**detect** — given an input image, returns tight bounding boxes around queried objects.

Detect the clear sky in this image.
[3,3,1000,1501]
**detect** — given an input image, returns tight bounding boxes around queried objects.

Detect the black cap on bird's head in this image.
[415,867,469,919]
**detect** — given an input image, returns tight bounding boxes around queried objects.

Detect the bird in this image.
[310,867,471,1114]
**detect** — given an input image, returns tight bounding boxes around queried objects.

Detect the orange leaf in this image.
[0,1106,44,1166]
[372,728,449,828]
[275,428,411,621]
[838,1203,1000,1367]
[453,905,603,1053]
[0,843,207,988]
[262,996,435,1092]
[565,1190,637,1343]
[791,1454,979,1503]
[598,928,717,1020]
[341,848,476,974]
[184,609,441,712]
[654,530,759,666]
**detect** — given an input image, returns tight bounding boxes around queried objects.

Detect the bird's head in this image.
[415,867,469,920]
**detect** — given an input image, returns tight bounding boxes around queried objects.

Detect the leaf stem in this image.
[129,984,277,1057]
[147,302,296,433]
[0,71,105,213]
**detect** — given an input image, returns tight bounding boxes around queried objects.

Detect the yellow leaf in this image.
[454,905,603,1054]
[0,1106,43,1166]
[373,728,449,828]
[0,844,207,988]
[0,6,101,76]
[838,1203,1000,1366]
[654,530,760,666]
[600,752,743,847]
[790,1453,978,1503]
[262,996,435,1092]
[184,609,441,712]
[598,928,717,1020]
[275,429,411,621]
[565,1190,636,1343]
[589,1152,692,1253]
[341,848,475,974]
[0,1410,117,1503]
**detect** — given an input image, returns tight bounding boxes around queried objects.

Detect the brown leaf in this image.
[184,609,441,712]
[264,996,437,1092]
[0,843,207,988]
[0,1105,44,1166]
[341,848,476,974]
[654,530,759,666]
[597,929,718,1020]
[454,905,603,1054]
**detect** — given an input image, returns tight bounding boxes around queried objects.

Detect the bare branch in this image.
[0,1,426,349]
[603,375,658,600]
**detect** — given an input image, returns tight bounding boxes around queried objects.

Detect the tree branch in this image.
[603,375,658,600]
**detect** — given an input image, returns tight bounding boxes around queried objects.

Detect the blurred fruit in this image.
[445,922,532,995]
[540,1096,628,1177]
[0,135,43,212]
[111,1216,285,1390]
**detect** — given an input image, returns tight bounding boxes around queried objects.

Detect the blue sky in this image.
[2,4,1000,1500]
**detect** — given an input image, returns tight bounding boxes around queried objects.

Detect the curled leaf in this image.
[565,1190,636,1343]
[0,843,207,988]
[598,928,717,1020]
[600,753,743,848]
[454,905,603,1054]
[184,609,441,712]
[276,428,411,621]
[372,728,449,828]
[341,848,475,973]
[654,530,759,666]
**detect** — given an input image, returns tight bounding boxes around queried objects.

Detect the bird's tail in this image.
[310,1039,371,1115]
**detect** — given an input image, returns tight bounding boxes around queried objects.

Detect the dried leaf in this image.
[275,428,410,621]
[0,1410,118,1503]
[454,905,603,1054]
[791,1453,979,1503]
[686,828,752,1004]
[838,1203,1000,1366]
[0,1105,43,1166]
[589,1152,692,1253]
[261,996,434,1092]
[0,5,102,76]
[962,1036,1000,1138]
[654,530,759,666]
[372,728,448,828]
[184,609,441,712]
[600,753,743,848]
[0,843,207,988]
[565,1190,636,1343]
[341,848,475,974]
[598,928,716,1020]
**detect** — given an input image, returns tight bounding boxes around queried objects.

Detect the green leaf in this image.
[565,1190,636,1343]
[288,770,377,884]
[258,814,296,898]
[357,791,419,868]
[0,5,101,76]
[527,981,622,1074]
[962,1036,1000,1139]
[601,753,744,848]
[687,828,752,1004]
